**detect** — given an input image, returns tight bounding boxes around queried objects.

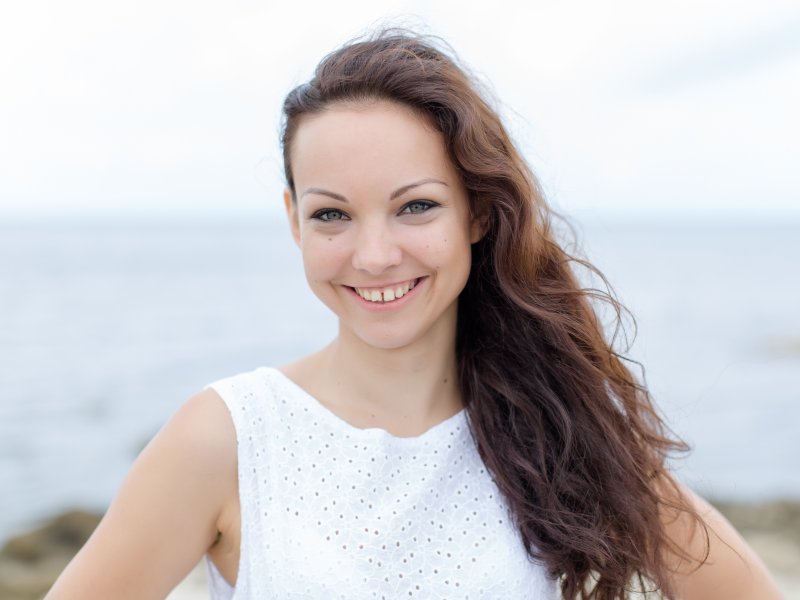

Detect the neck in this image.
[311,322,462,436]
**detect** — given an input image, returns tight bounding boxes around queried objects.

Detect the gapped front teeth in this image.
[356,280,416,303]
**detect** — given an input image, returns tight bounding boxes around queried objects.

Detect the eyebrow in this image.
[390,178,449,200]
[300,178,448,203]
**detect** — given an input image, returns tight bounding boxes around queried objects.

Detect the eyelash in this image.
[310,200,439,222]
[400,200,438,215]
[311,208,348,222]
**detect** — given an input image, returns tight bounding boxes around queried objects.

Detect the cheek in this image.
[300,235,348,284]
[415,221,473,273]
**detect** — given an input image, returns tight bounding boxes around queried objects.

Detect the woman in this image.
[46,30,782,599]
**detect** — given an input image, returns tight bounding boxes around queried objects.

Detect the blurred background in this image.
[1,0,798,596]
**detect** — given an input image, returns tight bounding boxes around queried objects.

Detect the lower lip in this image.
[347,277,426,312]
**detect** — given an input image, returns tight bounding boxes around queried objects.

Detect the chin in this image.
[352,328,421,351]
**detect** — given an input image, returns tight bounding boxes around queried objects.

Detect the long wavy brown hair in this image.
[280,29,706,599]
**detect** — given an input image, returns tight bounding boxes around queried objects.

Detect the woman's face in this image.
[285,100,482,351]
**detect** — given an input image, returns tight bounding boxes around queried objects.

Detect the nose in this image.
[351,222,402,275]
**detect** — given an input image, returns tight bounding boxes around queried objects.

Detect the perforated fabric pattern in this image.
[205,367,558,599]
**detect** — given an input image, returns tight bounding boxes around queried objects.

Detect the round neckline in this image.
[266,367,468,442]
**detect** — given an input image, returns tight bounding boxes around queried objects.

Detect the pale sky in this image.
[1,0,798,221]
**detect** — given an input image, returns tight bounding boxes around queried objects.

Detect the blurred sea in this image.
[1,217,798,541]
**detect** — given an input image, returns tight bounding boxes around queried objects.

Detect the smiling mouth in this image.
[349,278,422,303]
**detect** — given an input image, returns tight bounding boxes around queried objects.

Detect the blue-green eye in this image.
[311,208,348,222]
[401,200,437,215]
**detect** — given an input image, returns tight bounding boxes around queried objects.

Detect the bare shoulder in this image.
[45,389,237,600]
[156,388,238,468]
[663,479,784,600]
[130,388,238,505]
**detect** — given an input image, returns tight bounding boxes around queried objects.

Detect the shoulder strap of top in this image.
[203,366,280,598]
[205,366,274,438]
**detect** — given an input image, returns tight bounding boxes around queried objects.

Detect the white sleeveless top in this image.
[204,367,558,599]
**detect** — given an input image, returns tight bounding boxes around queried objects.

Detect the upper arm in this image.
[664,481,783,600]
[45,389,237,600]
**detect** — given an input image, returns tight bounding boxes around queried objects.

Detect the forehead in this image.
[289,100,459,191]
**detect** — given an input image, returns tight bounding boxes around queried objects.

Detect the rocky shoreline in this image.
[0,510,102,600]
[2,500,799,599]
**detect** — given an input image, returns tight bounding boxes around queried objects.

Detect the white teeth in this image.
[355,279,418,303]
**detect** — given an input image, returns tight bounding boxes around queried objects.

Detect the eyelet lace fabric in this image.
[204,367,558,599]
